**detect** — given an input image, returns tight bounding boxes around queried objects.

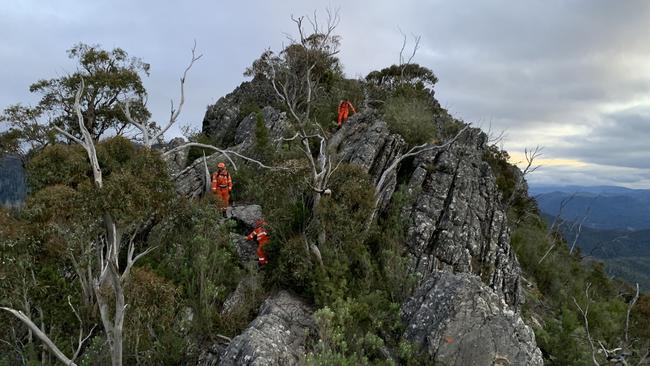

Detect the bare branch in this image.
[0,307,77,366]
[67,296,96,361]
[569,207,591,254]
[53,126,84,145]
[151,41,203,144]
[573,283,600,366]
[625,283,640,346]
[216,334,233,343]
[163,142,288,171]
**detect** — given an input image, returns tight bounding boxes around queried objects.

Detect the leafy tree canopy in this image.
[0,43,151,159]
[366,63,438,95]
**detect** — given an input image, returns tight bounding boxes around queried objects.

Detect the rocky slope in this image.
[401,128,521,306]
[174,81,542,365]
[402,271,542,365]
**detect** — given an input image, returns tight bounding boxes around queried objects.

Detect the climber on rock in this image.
[211,162,232,217]
[246,219,270,267]
[337,99,356,129]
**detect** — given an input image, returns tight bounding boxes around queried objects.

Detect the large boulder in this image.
[218,291,314,366]
[401,271,543,366]
[229,204,263,228]
[401,127,521,306]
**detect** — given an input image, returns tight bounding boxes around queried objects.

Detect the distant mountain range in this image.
[531,185,650,230]
[0,155,26,206]
[533,185,650,290]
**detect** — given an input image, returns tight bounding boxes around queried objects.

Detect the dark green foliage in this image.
[145,198,242,335]
[1,43,150,163]
[311,78,364,130]
[123,267,184,365]
[31,43,150,139]
[26,144,89,191]
[252,111,274,163]
[366,63,438,95]
[382,95,436,146]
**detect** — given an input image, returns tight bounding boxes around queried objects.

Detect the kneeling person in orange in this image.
[246,220,270,266]
[211,162,232,217]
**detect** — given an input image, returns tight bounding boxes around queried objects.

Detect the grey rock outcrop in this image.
[402,271,543,366]
[170,151,226,199]
[402,127,521,306]
[161,137,190,175]
[202,78,278,145]
[229,204,263,228]
[233,107,291,151]
[218,291,314,366]
[175,105,290,199]
[197,343,228,366]
[329,111,406,211]
[229,233,257,264]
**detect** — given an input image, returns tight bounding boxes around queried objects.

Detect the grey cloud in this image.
[2,0,650,187]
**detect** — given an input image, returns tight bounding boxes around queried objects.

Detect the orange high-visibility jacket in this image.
[338,100,356,115]
[337,100,356,126]
[247,226,270,264]
[211,170,232,192]
[246,226,270,245]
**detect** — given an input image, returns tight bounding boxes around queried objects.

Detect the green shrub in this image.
[382,95,436,146]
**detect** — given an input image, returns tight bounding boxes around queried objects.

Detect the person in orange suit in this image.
[211,162,232,217]
[246,219,270,266]
[337,99,356,128]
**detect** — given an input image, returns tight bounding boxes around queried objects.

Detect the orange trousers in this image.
[257,241,268,265]
[337,109,349,127]
[215,188,230,209]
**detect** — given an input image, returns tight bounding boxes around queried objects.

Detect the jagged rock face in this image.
[218,291,314,366]
[402,128,521,306]
[233,106,291,151]
[329,111,406,211]
[202,78,278,145]
[402,271,543,366]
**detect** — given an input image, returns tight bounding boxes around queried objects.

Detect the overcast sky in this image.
[2,0,650,188]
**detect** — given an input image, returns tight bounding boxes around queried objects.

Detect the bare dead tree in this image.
[0,307,79,366]
[574,282,647,366]
[263,10,342,210]
[3,81,157,366]
[506,145,543,209]
[538,193,575,264]
[573,283,600,366]
[123,41,202,148]
[398,27,421,73]
[569,206,591,254]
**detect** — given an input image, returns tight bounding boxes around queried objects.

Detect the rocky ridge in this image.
[176,80,542,365]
